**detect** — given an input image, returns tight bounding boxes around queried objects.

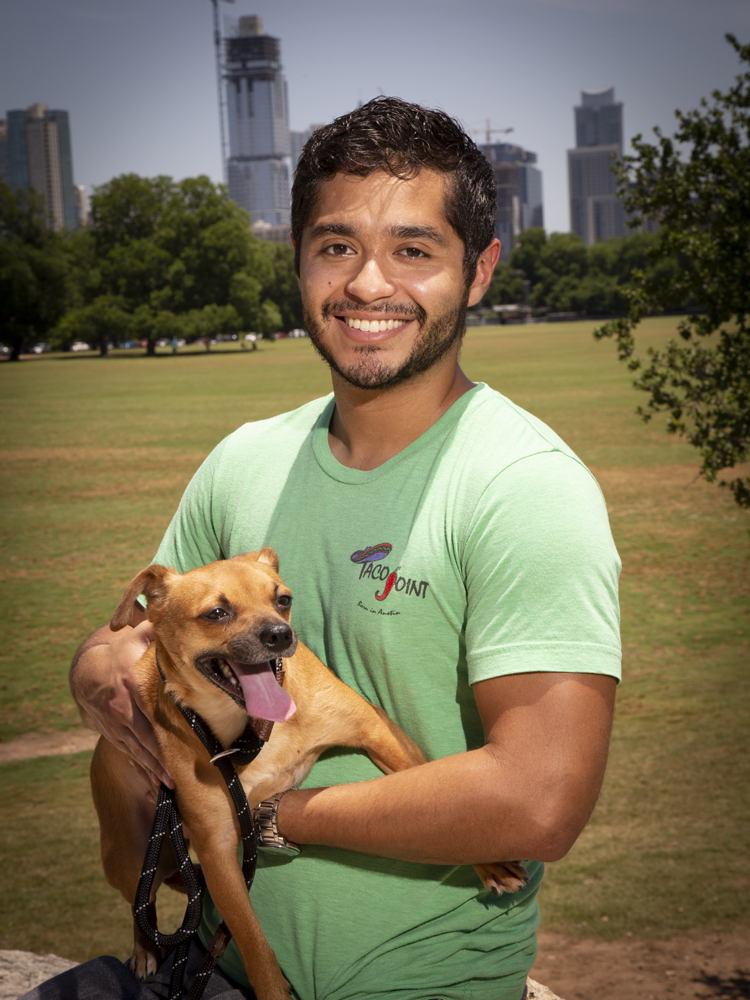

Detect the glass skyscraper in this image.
[224,15,292,230]
[567,87,625,245]
[3,103,78,230]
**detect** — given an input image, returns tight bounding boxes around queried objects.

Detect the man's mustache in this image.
[321,300,427,325]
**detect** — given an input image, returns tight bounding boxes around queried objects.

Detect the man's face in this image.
[298,169,483,390]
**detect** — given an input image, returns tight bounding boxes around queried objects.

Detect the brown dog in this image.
[90,549,527,1000]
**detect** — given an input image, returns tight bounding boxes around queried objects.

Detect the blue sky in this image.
[2,0,748,234]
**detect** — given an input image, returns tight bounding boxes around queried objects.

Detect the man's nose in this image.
[345,255,396,303]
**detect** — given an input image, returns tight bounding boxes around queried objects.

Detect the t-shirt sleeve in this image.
[152,439,228,573]
[463,450,621,684]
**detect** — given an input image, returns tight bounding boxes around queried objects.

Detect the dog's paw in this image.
[473,861,530,896]
[129,944,159,982]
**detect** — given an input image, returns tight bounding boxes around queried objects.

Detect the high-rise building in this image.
[4,103,78,230]
[0,120,10,187]
[224,15,292,229]
[567,87,625,244]
[484,143,544,261]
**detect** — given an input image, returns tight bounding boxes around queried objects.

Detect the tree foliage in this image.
[483,228,679,318]
[58,174,301,355]
[594,34,750,507]
[0,182,68,360]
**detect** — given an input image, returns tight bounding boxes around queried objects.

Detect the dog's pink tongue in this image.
[228,660,296,722]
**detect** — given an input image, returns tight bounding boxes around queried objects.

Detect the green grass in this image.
[0,317,748,958]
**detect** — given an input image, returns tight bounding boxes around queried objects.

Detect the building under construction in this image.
[224,15,292,234]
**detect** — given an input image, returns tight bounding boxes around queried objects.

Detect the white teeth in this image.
[219,660,239,685]
[345,317,406,332]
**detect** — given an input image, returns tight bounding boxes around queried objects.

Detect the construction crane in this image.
[470,121,514,160]
[209,0,234,184]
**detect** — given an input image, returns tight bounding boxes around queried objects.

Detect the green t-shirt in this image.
[154,383,621,1000]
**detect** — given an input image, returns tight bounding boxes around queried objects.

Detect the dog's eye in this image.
[277,594,292,608]
[203,607,230,621]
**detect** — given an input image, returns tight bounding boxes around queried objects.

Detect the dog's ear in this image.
[256,547,280,573]
[110,564,176,632]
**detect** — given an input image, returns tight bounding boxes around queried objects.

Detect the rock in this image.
[527,977,564,1000]
[0,950,79,1000]
[0,950,563,1000]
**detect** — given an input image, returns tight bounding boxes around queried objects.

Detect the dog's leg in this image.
[91,737,179,980]
[177,784,291,1000]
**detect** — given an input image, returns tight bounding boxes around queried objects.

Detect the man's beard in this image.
[303,296,469,390]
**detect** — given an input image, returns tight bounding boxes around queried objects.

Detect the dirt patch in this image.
[0,729,98,763]
[532,929,750,1000]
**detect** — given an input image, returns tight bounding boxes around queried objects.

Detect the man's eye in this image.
[203,607,229,621]
[323,243,354,256]
[398,247,428,259]
[277,594,292,608]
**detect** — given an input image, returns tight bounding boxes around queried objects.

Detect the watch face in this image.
[257,842,300,858]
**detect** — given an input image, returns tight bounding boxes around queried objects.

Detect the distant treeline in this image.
[481,227,684,318]
[2,174,686,362]
[0,174,303,360]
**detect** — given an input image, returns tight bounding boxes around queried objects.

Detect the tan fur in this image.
[91,551,524,1000]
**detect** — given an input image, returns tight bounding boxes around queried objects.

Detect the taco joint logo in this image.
[350,543,430,601]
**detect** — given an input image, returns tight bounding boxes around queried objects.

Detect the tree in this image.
[0,181,68,360]
[64,174,290,355]
[594,34,750,507]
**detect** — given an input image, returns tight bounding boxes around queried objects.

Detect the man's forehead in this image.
[304,169,454,237]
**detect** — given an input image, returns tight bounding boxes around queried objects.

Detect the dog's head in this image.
[111,549,297,724]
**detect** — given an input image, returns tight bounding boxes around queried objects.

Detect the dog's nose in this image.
[259,623,294,652]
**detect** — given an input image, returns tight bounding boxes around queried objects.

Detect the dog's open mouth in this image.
[197,656,296,723]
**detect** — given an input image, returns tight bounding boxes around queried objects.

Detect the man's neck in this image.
[328,355,475,471]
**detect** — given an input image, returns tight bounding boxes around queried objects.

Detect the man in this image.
[61,98,620,1000]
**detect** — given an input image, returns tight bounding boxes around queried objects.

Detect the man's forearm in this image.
[277,672,615,867]
[278,744,590,866]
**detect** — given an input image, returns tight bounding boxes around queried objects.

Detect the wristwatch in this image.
[253,792,300,857]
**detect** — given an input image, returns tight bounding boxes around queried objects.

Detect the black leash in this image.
[134,654,282,1000]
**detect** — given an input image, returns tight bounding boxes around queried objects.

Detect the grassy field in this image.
[0,316,748,960]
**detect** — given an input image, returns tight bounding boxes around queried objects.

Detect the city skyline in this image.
[1,0,747,236]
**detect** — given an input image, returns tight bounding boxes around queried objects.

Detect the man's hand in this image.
[71,616,173,790]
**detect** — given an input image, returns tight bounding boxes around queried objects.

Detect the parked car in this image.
[272,331,288,340]
[70,342,91,352]
[288,328,308,338]
[31,342,51,354]
[119,340,138,349]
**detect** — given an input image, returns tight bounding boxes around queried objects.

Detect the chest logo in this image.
[350,543,429,602]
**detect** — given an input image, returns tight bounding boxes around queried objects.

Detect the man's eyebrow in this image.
[389,225,449,246]
[309,223,357,241]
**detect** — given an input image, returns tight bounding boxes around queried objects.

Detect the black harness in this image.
[134,653,283,1000]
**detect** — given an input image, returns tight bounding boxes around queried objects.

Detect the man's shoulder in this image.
[456,383,584,471]
[217,394,334,458]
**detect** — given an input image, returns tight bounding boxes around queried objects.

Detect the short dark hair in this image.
[291,97,497,280]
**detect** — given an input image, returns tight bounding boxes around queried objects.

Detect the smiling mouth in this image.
[342,317,409,333]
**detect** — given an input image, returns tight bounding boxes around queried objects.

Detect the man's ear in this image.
[110,565,176,631]
[467,238,501,308]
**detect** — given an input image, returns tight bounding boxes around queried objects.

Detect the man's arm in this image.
[276,671,615,865]
[70,603,173,787]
